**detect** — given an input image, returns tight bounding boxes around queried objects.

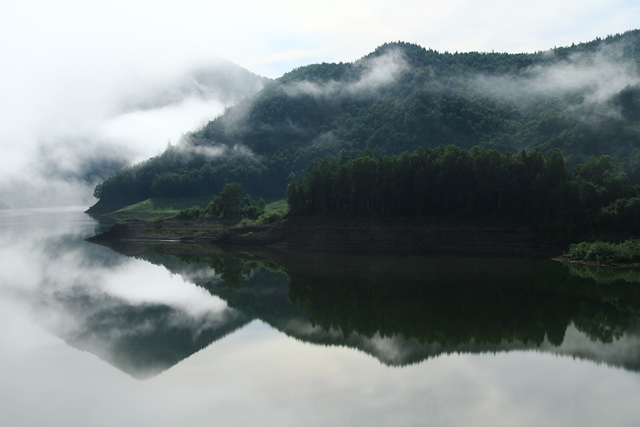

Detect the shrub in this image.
[565,239,640,264]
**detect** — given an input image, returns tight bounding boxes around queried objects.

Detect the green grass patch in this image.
[109,195,215,220]
[109,195,289,223]
[258,199,289,224]
[227,199,290,227]
[264,199,289,215]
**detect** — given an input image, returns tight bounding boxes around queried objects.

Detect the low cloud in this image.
[476,40,640,119]
[169,136,257,164]
[0,60,266,209]
[350,49,410,93]
[38,137,131,184]
[283,49,409,99]
[119,63,269,112]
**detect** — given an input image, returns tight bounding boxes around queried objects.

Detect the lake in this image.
[1,208,640,426]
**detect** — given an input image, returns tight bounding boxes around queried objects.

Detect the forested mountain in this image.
[88,30,640,214]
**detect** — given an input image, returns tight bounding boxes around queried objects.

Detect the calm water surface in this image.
[1,208,640,426]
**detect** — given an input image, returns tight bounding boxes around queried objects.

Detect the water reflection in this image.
[0,210,251,379]
[4,209,640,379]
[95,240,640,373]
[3,210,640,426]
[43,289,251,379]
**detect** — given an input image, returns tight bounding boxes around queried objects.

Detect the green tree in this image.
[207,183,249,219]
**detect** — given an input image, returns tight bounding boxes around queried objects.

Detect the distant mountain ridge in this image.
[88,30,640,214]
[118,60,271,112]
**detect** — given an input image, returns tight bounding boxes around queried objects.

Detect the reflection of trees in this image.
[572,311,628,343]
[567,263,640,285]
[93,240,640,350]
[170,249,283,290]
[202,255,251,288]
[106,241,282,289]
[287,275,575,346]
[282,253,640,347]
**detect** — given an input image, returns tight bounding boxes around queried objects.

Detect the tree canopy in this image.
[286,146,640,241]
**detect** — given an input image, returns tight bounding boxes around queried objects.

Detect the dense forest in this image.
[286,146,640,239]
[89,30,640,214]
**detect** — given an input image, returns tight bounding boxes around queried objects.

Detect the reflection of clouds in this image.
[93,238,640,375]
[0,209,252,378]
[283,318,521,366]
[365,334,442,363]
[181,267,226,284]
[95,261,229,317]
[0,210,118,298]
[282,315,640,372]
[3,305,640,427]
[171,324,640,427]
[45,288,251,379]
[3,211,640,424]
[0,210,229,317]
[543,323,640,371]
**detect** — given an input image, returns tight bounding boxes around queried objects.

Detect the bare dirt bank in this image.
[88,216,564,257]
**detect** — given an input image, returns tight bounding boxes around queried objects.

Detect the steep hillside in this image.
[89,30,640,214]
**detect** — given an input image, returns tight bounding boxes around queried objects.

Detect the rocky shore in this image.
[88,216,564,257]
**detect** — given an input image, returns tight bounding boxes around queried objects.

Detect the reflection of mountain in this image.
[94,241,640,372]
[43,290,252,380]
[1,211,256,380]
[8,212,255,380]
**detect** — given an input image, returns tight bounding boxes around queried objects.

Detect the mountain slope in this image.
[88,30,640,214]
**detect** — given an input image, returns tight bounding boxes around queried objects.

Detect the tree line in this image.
[286,146,640,240]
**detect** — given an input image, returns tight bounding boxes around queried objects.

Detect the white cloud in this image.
[474,41,640,122]
[99,98,227,161]
[283,49,408,98]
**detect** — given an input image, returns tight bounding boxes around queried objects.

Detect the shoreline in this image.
[88,216,566,257]
[551,257,616,267]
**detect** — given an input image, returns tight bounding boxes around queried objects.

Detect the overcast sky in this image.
[1,0,639,207]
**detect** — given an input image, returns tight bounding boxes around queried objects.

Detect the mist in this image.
[0,209,251,377]
[283,49,409,98]
[475,39,640,120]
[0,57,268,209]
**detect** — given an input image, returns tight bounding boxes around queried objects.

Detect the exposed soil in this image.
[88,216,565,257]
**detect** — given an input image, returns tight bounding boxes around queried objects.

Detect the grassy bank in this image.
[103,195,214,220]
[103,196,289,223]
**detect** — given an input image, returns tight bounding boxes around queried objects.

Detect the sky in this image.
[1,0,640,207]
